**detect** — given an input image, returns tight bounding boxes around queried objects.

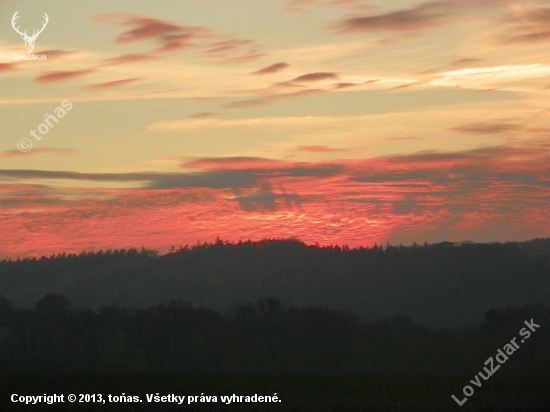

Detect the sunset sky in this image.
[1,0,549,258]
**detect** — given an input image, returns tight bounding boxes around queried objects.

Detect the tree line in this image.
[0,294,548,375]
[0,238,548,327]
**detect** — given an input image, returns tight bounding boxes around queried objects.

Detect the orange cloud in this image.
[187,112,217,119]
[292,72,339,82]
[0,63,17,73]
[251,63,290,75]
[283,0,375,13]
[497,5,550,44]
[332,82,360,89]
[448,122,550,136]
[384,137,423,141]
[84,78,142,90]
[224,89,324,108]
[40,50,78,60]
[101,53,159,66]
[0,148,79,158]
[293,145,346,153]
[34,69,93,83]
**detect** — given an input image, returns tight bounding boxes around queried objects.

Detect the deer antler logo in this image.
[11,11,49,54]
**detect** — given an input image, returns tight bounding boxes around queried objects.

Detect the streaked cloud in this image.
[384,137,424,142]
[292,72,339,82]
[0,63,17,73]
[224,89,324,108]
[147,114,339,133]
[0,148,79,158]
[92,13,264,63]
[283,0,375,13]
[34,69,94,83]
[251,62,290,75]
[293,145,347,153]
[187,112,217,119]
[84,78,142,90]
[101,53,159,66]
[496,5,550,44]
[331,0,505,35]
[431,65,550,89]
[448,121,550,136]
[40,50,79,60]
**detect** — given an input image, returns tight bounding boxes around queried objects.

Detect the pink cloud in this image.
[40,50,78,60]
[251,62,290,75]
[224,89,324,108]
[35,69,93,83]
[101,53,159,66]
[497,5,550,44]
[187,112,217,119]
[448,122,550,136]
[384,137,424,141]
[332,82,359,89]
[0,63,17,73]
[84,78,142,90]
[331,0,506,36]
[1,148,79,158]
[293,72,339,82]
[93,13,264,63]
[283,0,375,13]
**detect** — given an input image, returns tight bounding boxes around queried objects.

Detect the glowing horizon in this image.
[1,0,549,258]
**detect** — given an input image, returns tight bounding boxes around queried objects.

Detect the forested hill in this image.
[0,238,548,327]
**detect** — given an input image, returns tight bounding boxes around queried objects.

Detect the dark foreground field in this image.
[2,240,549,410]
[1,375,549,411]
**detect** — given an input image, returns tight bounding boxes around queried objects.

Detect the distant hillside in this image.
[0,238,548,327]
